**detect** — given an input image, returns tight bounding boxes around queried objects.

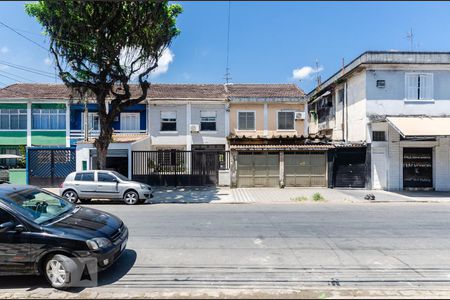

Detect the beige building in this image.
[226,84,331,188]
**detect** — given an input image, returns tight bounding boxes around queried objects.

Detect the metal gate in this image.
[27,147,76,187]
[285,152,327,187]
[237,152,279,187]
[333,148,367,188]
[132,150,229,186]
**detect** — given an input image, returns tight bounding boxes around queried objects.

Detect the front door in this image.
[403,148,433,189]
[96,172,120,198]
[0,208,29,275]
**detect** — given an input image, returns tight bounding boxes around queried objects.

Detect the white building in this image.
[309,51,450,191]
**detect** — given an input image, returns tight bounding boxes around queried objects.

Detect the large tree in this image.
[26,1,182,169]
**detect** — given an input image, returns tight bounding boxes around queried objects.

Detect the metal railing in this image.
[70,129,147,139]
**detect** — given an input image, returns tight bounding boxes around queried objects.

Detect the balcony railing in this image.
[70,129,147,139]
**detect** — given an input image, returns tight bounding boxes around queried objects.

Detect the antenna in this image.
[224,1,232,84]
[315,59,321,87]
[406,28,414,51]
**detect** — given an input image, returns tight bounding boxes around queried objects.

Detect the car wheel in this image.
[124,190,139,205]
[63,190,78,204]
[79,198,92,204]
[44,254,79,289]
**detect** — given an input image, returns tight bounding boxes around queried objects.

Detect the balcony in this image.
[70,129,147,139]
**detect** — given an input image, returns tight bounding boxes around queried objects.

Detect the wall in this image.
[346,71,367,142]
[229,104,264,137]
[190,103,227,146]
[149,103,187,147]
[267,103,305,136]
[366,68,450,116]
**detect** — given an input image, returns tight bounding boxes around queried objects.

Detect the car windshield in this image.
[0,188,75,225]
[111,171,129,181]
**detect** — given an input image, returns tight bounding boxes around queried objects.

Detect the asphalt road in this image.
[2,202,450,298]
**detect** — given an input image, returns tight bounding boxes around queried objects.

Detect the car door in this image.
[74,172,97,198]
[96,172,120,199]
[0,208,30,275]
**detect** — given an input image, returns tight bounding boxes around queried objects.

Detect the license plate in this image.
[120,238,127,252]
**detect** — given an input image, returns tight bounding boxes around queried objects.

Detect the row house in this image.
[0,83,309,187]
[309,51,450,191]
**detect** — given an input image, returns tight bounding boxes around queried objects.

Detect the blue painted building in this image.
[69,103,147,145]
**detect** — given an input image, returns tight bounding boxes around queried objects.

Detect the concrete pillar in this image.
[279,151,285,188]
[26,101,31,147]
[230,149,238,188]
[65,102,70,147]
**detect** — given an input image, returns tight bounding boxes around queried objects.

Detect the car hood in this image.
[45,206,123,240]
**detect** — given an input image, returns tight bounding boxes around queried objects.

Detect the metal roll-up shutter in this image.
[333,148,366,188]
[237,152,279,187]
[285,152,327,187]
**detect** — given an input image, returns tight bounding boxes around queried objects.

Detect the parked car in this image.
[60,170,153,205]
[0,185,128,289]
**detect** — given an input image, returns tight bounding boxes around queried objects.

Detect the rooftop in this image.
[0,83,305,100]
[309,51,450,99]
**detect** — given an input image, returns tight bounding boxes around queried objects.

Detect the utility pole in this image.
[224,1,232,84]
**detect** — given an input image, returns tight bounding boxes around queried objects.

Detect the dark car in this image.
[0,185,128,289]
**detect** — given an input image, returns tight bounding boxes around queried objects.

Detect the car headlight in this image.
[140,184,150,190]
[86,237,111,250]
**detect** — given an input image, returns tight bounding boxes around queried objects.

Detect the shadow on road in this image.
[0,249,137,291]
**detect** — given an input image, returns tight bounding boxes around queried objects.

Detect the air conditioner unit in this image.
[294,112,306,120]
[190,124,200,132]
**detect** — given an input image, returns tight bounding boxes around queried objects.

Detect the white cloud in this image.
[44,57,52,65]
[0,46,9,54]
[292,65,323,80]
[149,48,174,78]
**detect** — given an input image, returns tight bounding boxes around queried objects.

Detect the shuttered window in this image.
[161,111,177,131]
[200,111,217,131]
[405,73,433,100]
[277,111,295,130]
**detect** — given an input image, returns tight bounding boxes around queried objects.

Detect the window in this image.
[120,113,140,131]
[372,131,386,142]
[74,172,94,181]
[337,89,344,103]
[200,111,217,131]
[405,73,433,100]
[97,172,116,182]
[81,112,100,131]
[376,80,386,88]
[277,111,295,130]
[0,109,27,130]
[32,109,66,129]
[0,208,14,224]
[161,111,176,131]
[238,111,255,130]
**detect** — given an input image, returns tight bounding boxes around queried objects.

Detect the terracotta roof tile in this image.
[0,83,305,100]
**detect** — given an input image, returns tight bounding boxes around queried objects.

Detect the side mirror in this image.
[0,221,14,233]
[15,224,25,233]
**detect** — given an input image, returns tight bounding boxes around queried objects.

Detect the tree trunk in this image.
[93,93,115,170]
[94,125,113,170]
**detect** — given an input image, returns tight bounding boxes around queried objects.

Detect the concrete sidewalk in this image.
[45,186,450,204]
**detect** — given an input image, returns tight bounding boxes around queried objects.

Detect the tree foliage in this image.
[26,1,182,169]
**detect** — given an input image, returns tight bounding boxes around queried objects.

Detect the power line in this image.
[0,72,21,83]
[0,20,49,52]
[0,69,37,83]
[0,61,55,78]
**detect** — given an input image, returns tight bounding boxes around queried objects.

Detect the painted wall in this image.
[190,103,228,146]
[366,68,450,116]
[229,103,264,137]
[0,131,27,145]
[267,103,305,136]
[70,103,146,131]
[149,103,187,147]
[346,71,367,142]
[31,131,66,146]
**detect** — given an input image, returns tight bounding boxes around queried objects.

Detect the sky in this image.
[1,1,450,93]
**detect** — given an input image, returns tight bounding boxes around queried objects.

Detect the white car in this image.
[60,170,153,205]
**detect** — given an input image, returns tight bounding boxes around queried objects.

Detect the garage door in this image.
[237,152,279,187]
[285,152,327,187]
[333,148,366,188]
